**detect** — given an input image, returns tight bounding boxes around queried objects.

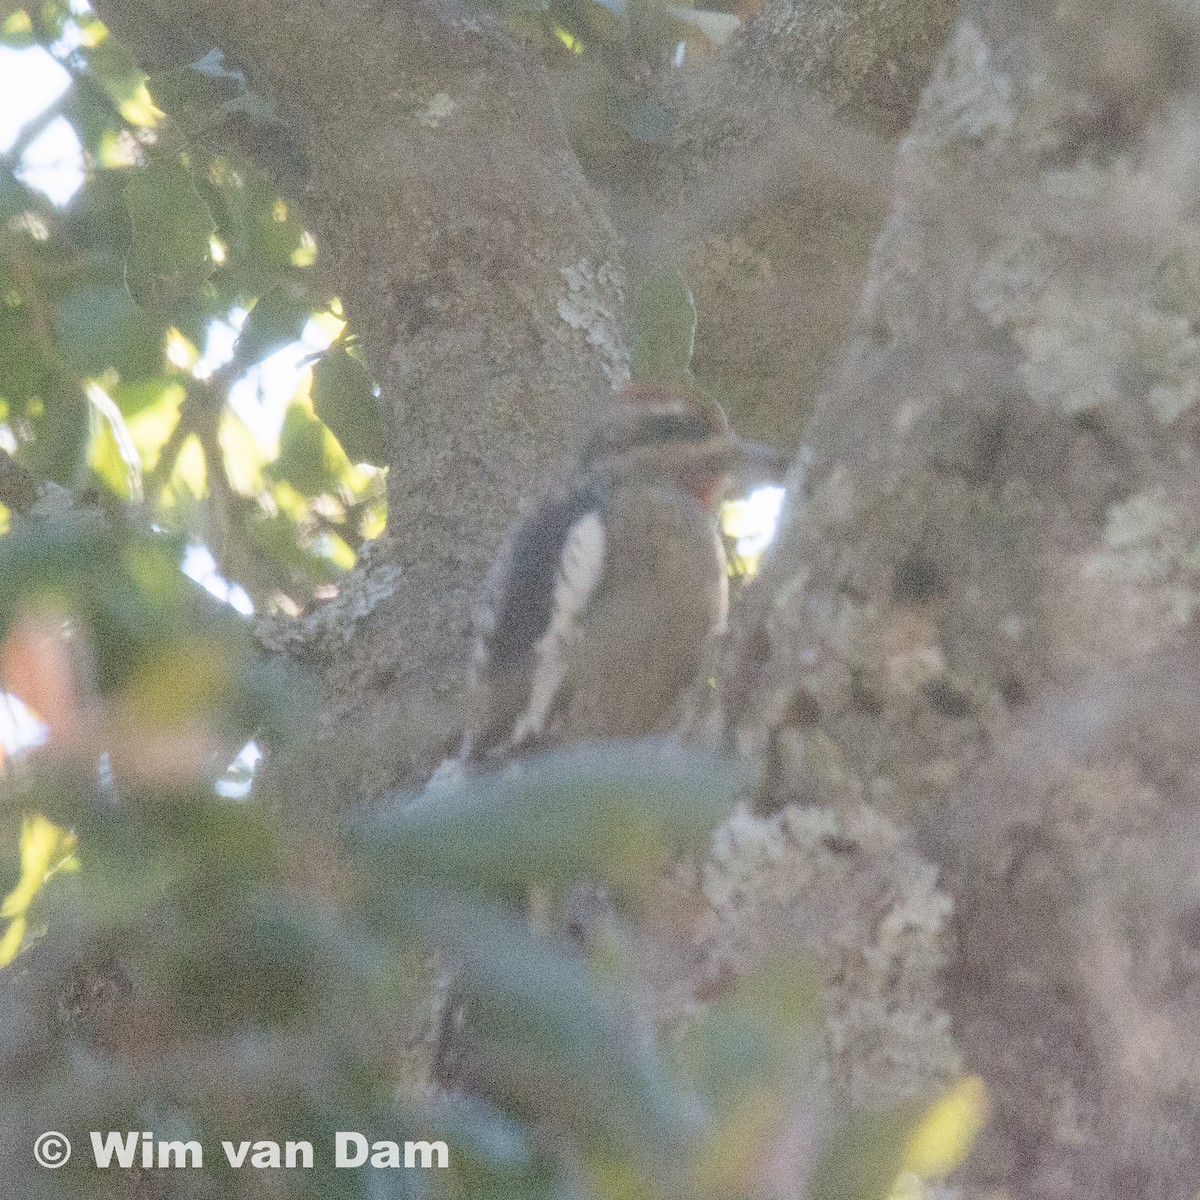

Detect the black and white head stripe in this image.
[576,400,730,468]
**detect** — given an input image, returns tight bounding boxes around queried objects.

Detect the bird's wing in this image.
[467,484,605,756]
[508,509,606,747]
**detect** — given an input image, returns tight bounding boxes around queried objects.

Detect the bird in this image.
[461,386,790,762]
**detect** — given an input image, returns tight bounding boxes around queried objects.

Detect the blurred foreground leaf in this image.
[0,815,78,967]
[351,740,746,909]
[809,1101,936,1200]
[405,889,703,1174]
[54,284,163,380]
[900,1075,988,1178]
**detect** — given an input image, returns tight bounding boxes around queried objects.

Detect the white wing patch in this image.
[510,511,606,747]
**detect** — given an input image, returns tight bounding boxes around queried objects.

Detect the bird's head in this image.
[576,385,790,508]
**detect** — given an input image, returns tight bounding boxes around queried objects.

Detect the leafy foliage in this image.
[0,3,385,609]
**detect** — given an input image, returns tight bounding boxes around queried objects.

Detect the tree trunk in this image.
[722,1,1200,1194]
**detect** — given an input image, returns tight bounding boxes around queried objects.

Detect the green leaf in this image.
[238,507,339,584]
[629,267,696,385]
[60,85,128,165]
[0,169,40,224]
[0,517,254,692]
[405,890,701,1168]
[311,347,382,465]
[110,376,179,418]
[195,161,313,298]
[276,402,340,496]
[66,168,133,271]
[54,283,163,378]
[351,740,745,910]
[88,395,138,498]
[672,956,822,1104]
[0,283,56,405]
[235,287,310,365]
[124,158,216,311]
[148,49,242,116]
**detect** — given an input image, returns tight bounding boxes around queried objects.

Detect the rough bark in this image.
[641,0,960,449]
[95,0,627,806]
[722,0,1200,1194]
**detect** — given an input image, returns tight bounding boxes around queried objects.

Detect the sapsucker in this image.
[462,388,789,761]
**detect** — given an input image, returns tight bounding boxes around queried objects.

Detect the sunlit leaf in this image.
[170,432,206,498]
[276,402,340,496]
[238,508,339,584]
[359,498,387,540]
[314,530,355,570]
[110,375,180,419]
[60,85,131,165]
[200,165,315,296]
[1,8,34,46]
[0,814,78,968]
[218,408,266,495]
[121,381,184,471]
[0,915,23,964]
[164,329,199,371]
[0,815,78,919]
[809,1101,933,1200]
[900,1075,988,1178]
[291,230,317,268]
[82,37,163,127]
[89,397,138,497]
